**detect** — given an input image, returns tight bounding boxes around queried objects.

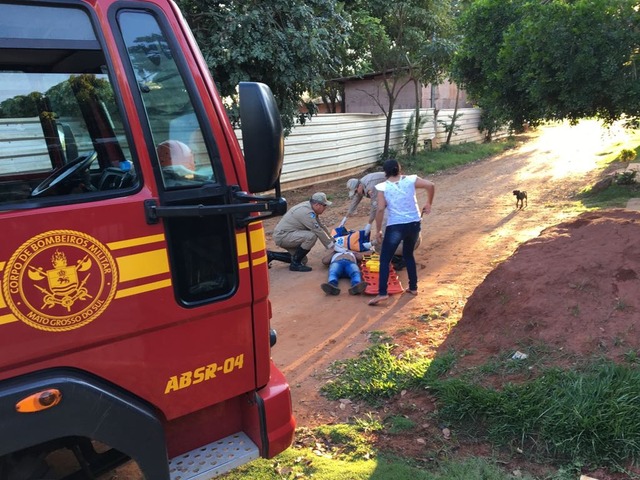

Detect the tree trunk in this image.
[445,86,461,146]
[383,99,394,158]
[412,78,420,156]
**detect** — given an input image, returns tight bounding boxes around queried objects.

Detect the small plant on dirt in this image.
[615,170,637,185]
[477,358,502,377]
[617,148,637,162]
[368,330,393,344]
[550,461,586,480]
[313,423,377,460]
[498,291,510,305]
[397,326,419,336]
[352,413,383,433]
[472,349,534,379]
[614,298,629,311]
[436,457,538,480]
[569,304,580,317]
[384,415,416,434]
[623,350,639,363]
[416,308,446,323]
[569,279,592,291]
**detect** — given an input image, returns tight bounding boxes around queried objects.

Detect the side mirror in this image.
[239,82,284,193]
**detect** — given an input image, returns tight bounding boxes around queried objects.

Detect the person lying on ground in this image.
[320,245,368,296]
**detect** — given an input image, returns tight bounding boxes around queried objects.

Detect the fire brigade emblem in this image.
[2,230,118,332]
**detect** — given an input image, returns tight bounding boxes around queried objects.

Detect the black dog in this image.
[513,190,527,209]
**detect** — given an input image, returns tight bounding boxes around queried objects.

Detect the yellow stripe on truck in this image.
[116,249,170,282]
[249,228,266,251]
[115,279,172,299]
[249,226,267,266]
[107,233,166,250]
[236,232,249,269]
[236,232,248,257]
[0,313,16,325]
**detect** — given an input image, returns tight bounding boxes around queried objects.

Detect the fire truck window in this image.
[118,12,216,189]
[118,11,235,304]
[0,3,137,206]
[168,215,235,303]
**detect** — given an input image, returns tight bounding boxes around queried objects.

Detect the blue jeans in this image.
[328,259,362,287]
[378,221,421,295]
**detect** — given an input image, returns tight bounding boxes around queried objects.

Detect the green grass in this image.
[320,344,456,405]
[219,450,534,479]
[579,182,640,208]
[319,340,640,474]
[320,343,430,405]
[218,447,431,480]
[397,137,521,176]
[435,362,640,469]
[576,129,640,207]
[384,414,416,434]
[219,421,536,479]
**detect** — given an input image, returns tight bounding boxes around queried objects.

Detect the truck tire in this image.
[1,452,56,480]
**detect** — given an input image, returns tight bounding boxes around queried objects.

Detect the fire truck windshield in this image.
[0,3,137,205]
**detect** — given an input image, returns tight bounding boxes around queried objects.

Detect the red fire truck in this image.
[0,0,295,478]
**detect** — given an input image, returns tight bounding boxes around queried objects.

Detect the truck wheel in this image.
[0,453,56,480]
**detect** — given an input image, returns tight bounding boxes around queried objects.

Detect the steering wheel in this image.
[31,151,97,197]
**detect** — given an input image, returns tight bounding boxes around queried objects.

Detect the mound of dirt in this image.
[443,209,640,374]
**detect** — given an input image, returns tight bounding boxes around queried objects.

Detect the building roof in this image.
[330,68,409,83]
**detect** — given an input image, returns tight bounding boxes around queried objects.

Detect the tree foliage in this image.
[344,0,456,157]
[177,0,350,133]
[0,76,114,119]
[453,0,640,131]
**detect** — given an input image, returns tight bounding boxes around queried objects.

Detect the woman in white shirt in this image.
[368,159,435,306]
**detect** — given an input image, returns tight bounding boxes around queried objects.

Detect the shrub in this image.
[617,149,637,162]
[615,170,637,185]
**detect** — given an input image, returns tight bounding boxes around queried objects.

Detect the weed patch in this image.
[399,138,520,176]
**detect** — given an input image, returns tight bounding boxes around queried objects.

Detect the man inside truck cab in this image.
[156,139,202,186]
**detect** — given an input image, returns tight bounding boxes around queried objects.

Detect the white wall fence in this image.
[277,107,492,190]
[1,107,495,190]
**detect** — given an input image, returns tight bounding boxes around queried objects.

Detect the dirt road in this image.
[263,120,634,427]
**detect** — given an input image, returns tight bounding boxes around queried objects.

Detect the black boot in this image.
[290,247,312,272]
[267,250,292,264]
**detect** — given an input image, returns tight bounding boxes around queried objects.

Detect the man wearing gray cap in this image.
[342,171,386,230]
[270,193,335,272]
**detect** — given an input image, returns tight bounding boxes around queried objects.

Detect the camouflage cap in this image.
[311,192,332,206]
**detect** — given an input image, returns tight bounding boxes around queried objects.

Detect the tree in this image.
[453,0,640,131]
[177,0,350,133]
[0,93,40,118]
[344,0,455,158]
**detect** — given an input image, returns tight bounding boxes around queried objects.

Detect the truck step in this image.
[169,432,259,480]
